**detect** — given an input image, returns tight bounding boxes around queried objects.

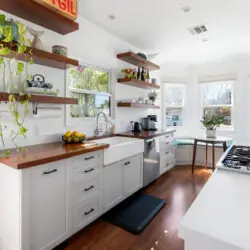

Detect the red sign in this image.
[33,0,78,20]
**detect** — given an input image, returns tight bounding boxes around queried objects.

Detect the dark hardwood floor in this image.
[55,166,211,250]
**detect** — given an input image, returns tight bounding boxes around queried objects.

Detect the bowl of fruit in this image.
[62,131,86,144]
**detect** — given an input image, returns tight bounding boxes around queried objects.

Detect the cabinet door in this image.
[25,162,67,250]
[103,162,124,211]
[124,154,143,197]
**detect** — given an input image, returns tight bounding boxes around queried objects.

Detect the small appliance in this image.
[141,115,157,131]
[131,121,142,132]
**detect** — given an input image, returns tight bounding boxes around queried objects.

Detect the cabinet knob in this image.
[124,161,131,166]
[84,185,94,192]
[84,168,95,173]
[43,169,58,175]
[84,208,94,215]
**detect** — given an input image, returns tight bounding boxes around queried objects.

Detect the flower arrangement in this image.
[121,68,133,79]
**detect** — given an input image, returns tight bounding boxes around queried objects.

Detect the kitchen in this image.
[1,1,250,250]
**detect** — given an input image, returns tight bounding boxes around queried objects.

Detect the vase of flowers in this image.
[200,114,225,138]
[148,90,158,104]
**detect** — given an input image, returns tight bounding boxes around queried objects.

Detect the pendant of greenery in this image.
[0,15,34,157]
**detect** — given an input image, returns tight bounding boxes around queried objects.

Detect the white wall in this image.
[162,58,250,144]
[0,12,161,149]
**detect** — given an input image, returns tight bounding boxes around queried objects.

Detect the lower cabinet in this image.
[22,161,68,250]
[103,154,143,212]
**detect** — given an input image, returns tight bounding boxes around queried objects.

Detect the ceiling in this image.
[79,0,250,65]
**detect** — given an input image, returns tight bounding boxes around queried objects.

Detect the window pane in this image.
[165,86,183,106]
[203,107,231,126]
[70,93,110,118]
[203,83,231,105]
[166,108,183,126]
[68,66,109,92]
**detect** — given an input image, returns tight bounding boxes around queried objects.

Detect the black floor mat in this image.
[104,193,166,233]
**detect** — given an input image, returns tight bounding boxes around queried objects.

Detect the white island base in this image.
[179,170,250,250]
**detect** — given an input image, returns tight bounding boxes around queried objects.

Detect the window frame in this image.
[200,79,235,130]
[164,83,186,127]
[66,62,113,122]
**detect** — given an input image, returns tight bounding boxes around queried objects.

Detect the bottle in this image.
[141,67,145,81]
[146,69,150,82]
[137,67,141,80]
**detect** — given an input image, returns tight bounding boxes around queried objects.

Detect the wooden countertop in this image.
[116,129,176,139]
[0,141,109,170]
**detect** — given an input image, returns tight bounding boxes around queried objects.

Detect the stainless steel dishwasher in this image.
[143,138,160,187]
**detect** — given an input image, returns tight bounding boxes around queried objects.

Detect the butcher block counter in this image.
[116,129,176,139]
[0,141,109,169]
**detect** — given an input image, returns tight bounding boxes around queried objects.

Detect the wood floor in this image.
[55,166,211,250]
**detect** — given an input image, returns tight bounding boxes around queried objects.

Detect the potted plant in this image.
[148,90,158,104]
[200,114,225,138]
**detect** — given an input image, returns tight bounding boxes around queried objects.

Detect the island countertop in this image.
[116,129,176,139]
[179,169,250,250]
[0,141,109,170]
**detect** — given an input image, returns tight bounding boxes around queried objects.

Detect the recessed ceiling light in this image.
[108,14,116,20]
[181,6,191,12]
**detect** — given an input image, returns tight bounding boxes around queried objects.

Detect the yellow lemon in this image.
[74,138,79,143]
[65,131,72,137]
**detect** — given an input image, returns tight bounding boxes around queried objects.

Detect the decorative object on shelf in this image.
[152,78,157,85]
[148,90,158,104]
[26,87,59,96]
[27,74,53,89]
[0,17,33,157]
[121,68,133,79]
[52,45,68,56]
[141,67,145,81]
[28,27,44,50]
[137,67,141,80]
[33,0,78,21]
[0,15,19,42]
[132,68,137,79]
[200,114,225,138]
[62,131,86,144]
[137,52,147,60]
[146,69,150,82]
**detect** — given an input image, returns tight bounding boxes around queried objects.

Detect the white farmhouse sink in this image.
[92,136,144,166]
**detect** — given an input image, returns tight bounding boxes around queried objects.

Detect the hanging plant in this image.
[0,14,33,157]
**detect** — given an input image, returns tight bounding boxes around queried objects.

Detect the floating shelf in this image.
[118,78,160,89]
[0,42,79,70]
[117,52,160,71]
[0,0,79,35]
[117,102,160,109]
[0,92,78,105]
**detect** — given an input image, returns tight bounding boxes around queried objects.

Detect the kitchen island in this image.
[179,169,250,250]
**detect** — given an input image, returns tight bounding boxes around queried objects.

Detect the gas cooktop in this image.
[219,146,250,174]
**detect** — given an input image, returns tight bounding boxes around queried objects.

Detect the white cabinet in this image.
[103,154,143,212]
[124,154,143,196]
[22,161,68,250]
[103,161,124,210]
[159,133,175,175]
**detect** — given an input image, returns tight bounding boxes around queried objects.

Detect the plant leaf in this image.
[17,62,24,73]
[17,44,27,54]
[0,47,10,56]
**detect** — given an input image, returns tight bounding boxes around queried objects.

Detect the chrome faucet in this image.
[95,112,112,136]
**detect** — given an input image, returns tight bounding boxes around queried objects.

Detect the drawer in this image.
[72,176,99,203]
[70,151,102,170]
[72,196,99,233]
[70,163,100,180]
[160,157,175,175]
[160,145,174,160]
[161,134,173,143]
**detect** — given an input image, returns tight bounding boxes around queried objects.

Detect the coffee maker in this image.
[141,115,157,131]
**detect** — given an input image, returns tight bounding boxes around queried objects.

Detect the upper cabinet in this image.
[0,0,79,35]
[117,52,160,71]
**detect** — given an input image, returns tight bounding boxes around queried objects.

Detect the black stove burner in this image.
[223,145,250,170]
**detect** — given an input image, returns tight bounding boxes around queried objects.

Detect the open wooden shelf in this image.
[117,52,160,71]
[0,0,79,35]
[117,102,160,109]
[118,78,160,89]
[0,42,79,69]
[0,92,78,105]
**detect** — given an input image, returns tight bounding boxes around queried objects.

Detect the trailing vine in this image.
[0,15,33,157]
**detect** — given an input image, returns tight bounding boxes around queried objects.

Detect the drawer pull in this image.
[84,208,94,215]
[124,161,131,166]
[84,185,94,192]
[85,156,95,161]
[84,168,95,173]
[43,169,58,175]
